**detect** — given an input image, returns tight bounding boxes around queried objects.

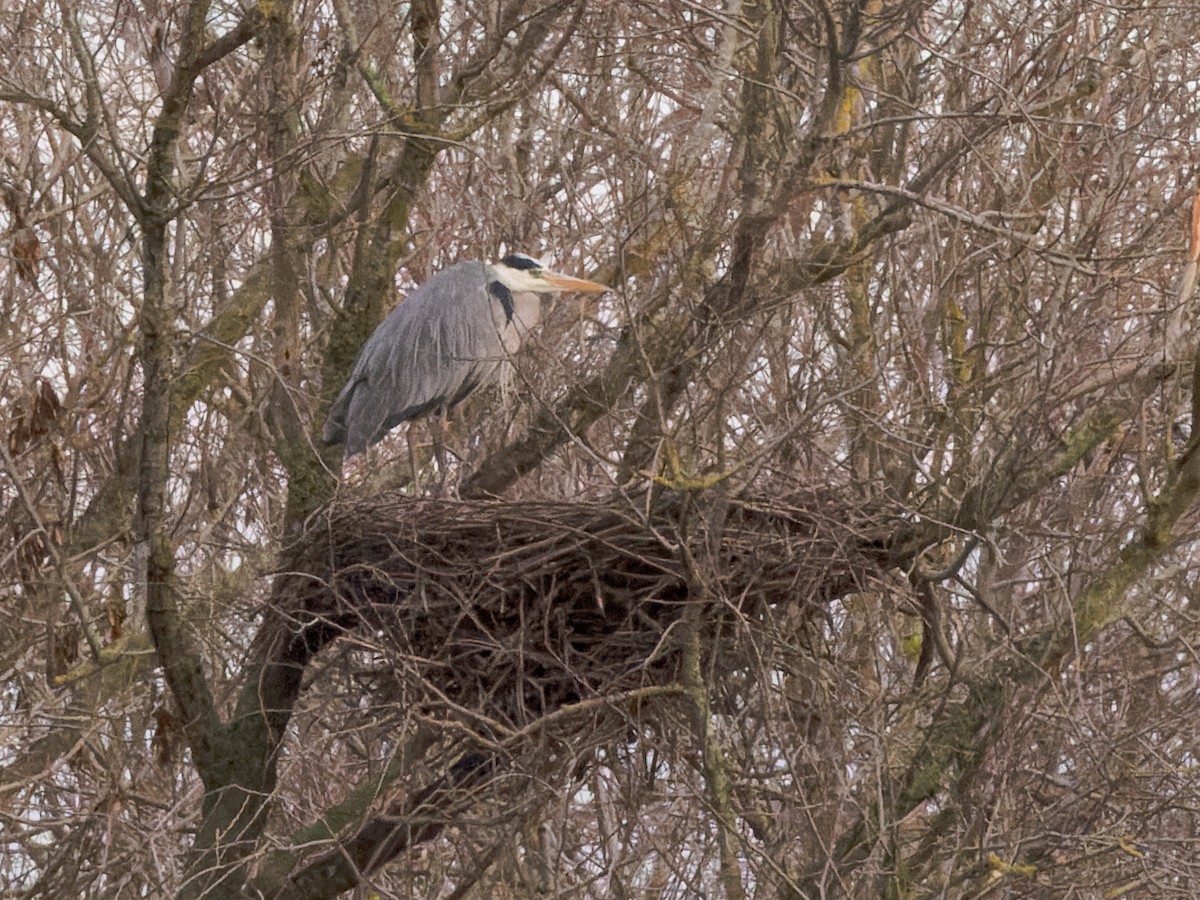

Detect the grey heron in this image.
[323,253,610,457]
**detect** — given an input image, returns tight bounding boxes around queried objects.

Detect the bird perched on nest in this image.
[323,253,610,457]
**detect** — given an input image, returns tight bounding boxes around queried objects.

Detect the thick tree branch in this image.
[267,753,495,900]
[138,0,225,782]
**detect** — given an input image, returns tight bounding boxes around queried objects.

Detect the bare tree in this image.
[3,0,1200,896]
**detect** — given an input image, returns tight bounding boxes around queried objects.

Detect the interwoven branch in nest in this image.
[264,487,883,731]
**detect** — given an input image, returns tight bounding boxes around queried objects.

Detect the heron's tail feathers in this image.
[321,418,346,445]
[322,394,349,445]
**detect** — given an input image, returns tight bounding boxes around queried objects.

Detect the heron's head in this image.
[489,253,610,294]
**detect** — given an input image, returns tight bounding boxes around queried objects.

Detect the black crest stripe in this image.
[501,253,540,271]
[488,280,515,324]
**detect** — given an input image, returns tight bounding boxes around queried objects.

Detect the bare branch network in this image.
[5,0,1200,897]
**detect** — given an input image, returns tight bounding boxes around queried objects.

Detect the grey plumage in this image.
[323,255,609,457]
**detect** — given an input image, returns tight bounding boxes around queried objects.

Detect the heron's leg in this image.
[430,407,450,494]
[406,428,421,490]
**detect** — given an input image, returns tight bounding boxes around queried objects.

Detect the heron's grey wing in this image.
[332,261,502,455]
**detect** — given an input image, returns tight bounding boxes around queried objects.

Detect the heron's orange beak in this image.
[542,270,611,292]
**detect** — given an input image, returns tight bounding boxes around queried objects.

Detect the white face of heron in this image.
[490,254,610,294]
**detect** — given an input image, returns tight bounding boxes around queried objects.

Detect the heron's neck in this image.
[509,290,545,332]
[487,279,546,342]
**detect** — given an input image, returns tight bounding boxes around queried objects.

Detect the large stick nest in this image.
[267,487,886,731]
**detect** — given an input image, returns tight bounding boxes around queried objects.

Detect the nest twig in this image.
[264,486,883,733]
